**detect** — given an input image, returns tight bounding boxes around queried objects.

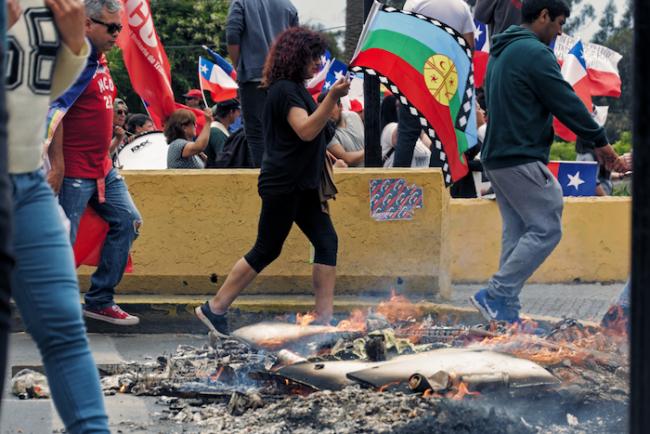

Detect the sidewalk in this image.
[447,283,621,323]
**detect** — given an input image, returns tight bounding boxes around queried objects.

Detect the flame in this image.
[376,292,424,323]
[296,312,318,327]
[210,366,224,383]
[378,381,402,392]
[474,321,627,368]
[449,381,480,400]
[336,309,367,332]
[422,388,443,398]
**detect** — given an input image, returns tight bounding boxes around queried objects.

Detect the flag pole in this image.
[198,57,211,110]
[363,0,382,167]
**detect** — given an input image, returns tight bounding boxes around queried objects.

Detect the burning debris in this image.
[10,295,629,433]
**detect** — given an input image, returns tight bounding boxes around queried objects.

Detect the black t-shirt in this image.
[258,80,333,196]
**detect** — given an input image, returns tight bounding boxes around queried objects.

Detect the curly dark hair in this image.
[261,27,328,89]
[164,109,196,143]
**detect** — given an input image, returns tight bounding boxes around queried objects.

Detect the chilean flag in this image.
[553,40,591,141]
[322,59,348,92]
[473,19,489,88]
[554,34,622,98]
[202,45,237,80]
[306,52,334,94]
[199,56,239,103]
[547,160,598,197]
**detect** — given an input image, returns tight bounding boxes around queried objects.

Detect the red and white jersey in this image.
[61,55,116,179]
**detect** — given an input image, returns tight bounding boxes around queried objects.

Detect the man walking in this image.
[57,0,141,325]
[470,0,629,323]
[226,0,298,167]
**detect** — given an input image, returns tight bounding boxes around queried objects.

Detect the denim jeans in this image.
[11,170,109,433]
[485,162,564,312]
[240,81,266,167]
[58,168,141,309]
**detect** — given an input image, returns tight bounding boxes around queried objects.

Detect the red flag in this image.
[117,0,175,129]
[73,207,133,273]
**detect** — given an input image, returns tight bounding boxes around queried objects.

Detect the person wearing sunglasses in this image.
[57,0,142,326]
[109,98,128,159]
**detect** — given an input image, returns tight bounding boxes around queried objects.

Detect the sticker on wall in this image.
[369,178,423,221]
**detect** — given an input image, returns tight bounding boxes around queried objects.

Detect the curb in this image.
[11,295,598,334]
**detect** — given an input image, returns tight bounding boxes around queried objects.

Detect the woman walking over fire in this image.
[195,27,350,335]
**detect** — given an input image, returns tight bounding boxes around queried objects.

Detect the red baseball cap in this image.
[183,89,203,99]
[350,99,364,113]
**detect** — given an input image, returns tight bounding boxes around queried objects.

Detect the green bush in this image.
[549,140,577,161]
[549,131,632,161]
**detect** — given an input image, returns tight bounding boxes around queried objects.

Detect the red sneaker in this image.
[83,304,140,326]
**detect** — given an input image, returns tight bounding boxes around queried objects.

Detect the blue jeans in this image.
[11,170,109,433]
[58,168,141,309]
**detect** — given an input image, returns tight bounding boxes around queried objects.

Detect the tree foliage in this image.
[592,0,617,45]
[109,0,230,113]
[563,0,595,35]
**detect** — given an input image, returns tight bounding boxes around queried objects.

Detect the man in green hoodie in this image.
[470,0,630,324]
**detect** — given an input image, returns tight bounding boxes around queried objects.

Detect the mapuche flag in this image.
[350,1,478,184]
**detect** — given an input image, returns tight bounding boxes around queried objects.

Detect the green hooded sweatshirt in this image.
[481,26,608,170]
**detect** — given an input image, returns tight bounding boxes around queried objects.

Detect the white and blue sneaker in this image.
[470,289,520,324]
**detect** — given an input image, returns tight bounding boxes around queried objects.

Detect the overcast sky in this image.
[292,0,628,41]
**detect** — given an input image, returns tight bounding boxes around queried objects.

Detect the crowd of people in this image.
[0,0,635,432]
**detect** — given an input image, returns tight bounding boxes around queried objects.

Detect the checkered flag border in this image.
[350,5,477,186]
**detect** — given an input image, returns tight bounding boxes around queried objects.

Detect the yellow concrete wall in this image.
[449,197,631,283]
[79,169,451,297]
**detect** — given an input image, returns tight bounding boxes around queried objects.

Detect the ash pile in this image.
[12,295,629,433]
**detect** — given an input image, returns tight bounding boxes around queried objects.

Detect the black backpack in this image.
[213,128,254,168]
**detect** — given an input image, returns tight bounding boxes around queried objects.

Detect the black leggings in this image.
[244,189,338,273]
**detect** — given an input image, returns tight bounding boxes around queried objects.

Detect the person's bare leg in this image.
[208,258,258,314]
[313,264,336,323]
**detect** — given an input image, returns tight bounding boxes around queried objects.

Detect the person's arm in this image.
[327,143,364,166]
[182,109,214,158]
[109,126,125,154]
[530,49,628,172]
[47,124,65,194]
[225,0,244,68]
[287,78,350,142]
[227,45,240,70]
[462,5,476,50]
[47,0,90,100]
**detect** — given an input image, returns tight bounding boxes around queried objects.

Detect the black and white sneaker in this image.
[195,302,229,337]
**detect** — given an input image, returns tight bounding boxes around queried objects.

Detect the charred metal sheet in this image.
[276,360,382,391]
[231,321,355,351]
[347,348,559,389]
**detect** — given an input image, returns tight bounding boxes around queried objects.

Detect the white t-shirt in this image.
[380,123,431,168]
[404,0,476,35]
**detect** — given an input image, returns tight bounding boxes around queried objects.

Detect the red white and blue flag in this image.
[198,56,239,103]
[202,45,237,80]
[548,160,598,197]
[322,59,348,92]
[473,19,489,88]
[554,34,622,98]
[553,40,592,141]
[306,51,335,94]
